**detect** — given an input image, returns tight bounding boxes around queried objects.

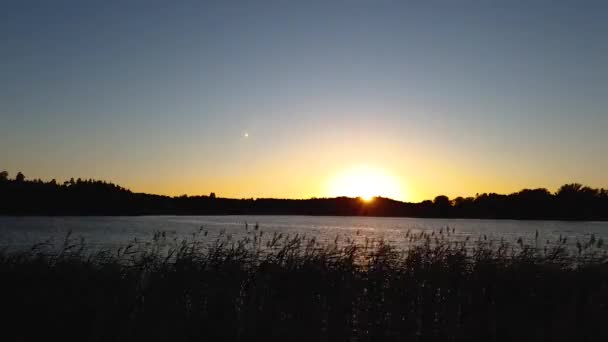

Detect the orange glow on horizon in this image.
[326,166,406,201]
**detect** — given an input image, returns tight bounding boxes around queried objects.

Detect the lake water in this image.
[1,215,607,252]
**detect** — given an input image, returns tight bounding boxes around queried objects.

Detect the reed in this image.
[1,228,607,342]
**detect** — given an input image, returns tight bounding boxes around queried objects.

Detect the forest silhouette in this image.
[1,171,607,220]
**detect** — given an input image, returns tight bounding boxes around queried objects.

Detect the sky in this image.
[1,0,607,202]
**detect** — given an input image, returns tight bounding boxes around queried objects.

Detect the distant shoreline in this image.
[1,176,607,221]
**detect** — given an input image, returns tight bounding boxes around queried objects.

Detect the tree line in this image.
[1,171,607,220]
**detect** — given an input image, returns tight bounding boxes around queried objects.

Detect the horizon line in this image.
[2,171,605,205]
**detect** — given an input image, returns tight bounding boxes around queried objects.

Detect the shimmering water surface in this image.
[1,216,607,251]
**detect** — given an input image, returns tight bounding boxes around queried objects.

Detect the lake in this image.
[1,215,607,252]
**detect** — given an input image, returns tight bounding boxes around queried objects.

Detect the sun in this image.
[326,166,405,201]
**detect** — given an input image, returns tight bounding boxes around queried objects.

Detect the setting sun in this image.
[326,166,405,201]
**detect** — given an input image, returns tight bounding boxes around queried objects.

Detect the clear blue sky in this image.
[1,0,606,201]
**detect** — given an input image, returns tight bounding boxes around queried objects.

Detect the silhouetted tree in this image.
[434,195,451,217]
[434,195,450,206]
[0,171,8,181]
[210,192,216,199]
[557,183,584,197]
[15,172,25,182]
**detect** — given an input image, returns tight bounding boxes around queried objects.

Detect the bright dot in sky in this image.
[326,166,405,201]
[243,132,249,138]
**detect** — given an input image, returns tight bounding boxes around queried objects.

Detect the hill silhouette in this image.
[1,171,607,220]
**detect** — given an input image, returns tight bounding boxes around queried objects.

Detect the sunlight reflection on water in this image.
[1,215,607,252]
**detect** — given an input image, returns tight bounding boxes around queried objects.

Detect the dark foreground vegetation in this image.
[1,171,608,220]
[2,229,607,342]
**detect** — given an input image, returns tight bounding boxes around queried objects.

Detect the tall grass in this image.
[1,228,607,342]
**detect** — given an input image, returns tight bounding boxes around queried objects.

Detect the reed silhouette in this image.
[1,230,607,342]
[1,171,607,220]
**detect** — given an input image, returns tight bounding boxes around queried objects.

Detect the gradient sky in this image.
[1,0,607,202]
